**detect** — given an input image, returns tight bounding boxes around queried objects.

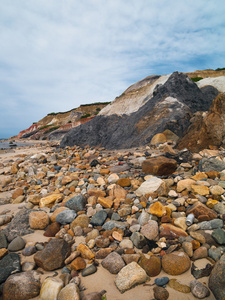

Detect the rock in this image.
[138,210,150,226]
[12,188,23,199]
[199,157,225,172]
[102,220,128,231]
[192,247,208,260]
[182,242,193,257]
[90,210,108,226]
[8,236,26,252]
[150,133,167,145]
[107,173,119,184]
[39,194,62,208]
[155,277,169,287]
[210,185,225,196]
[115,262,147,293]
[29,210,49,229]
[177,179,196,192]
[70,214,89,229]
[174,217,187,231]
[122,254,140,264]
[138,254,161,277]
[77,243,95,260]
[65,194,86,212]
[198,219,223,230]
[40,277,64,300]
[140,220,159,240]
[0,232,8,249]
[208,247,222,261]
[82,264,97,277]
[130,232,147,249]
[162,251,191,275]
[159,223,188,239]
[58,283,80,300]
[44,222,60,237]
[0,248,8,259]
[142,156,177,176]
[135,177,163,196]
[97,196,113,208]
[119,239,134,249]
[50,207,68,222]
[2,209,33,242]
[190,280,210,299]
[86,229,99,243]
[191,185,209,196]
[153,286,169,300]
[209,254,225,300]
[22,245,37,256]
[101,252,125,274]
[82,290,106,300]
[55,209,77,224]
[34,239,70,271]
[168,279,190,293]
[191,263,213,279]
[2,271,40,300]
[214,202,225,215]
[149,201,166,217]
[96,248,112,259]
[0,253,21,284]
[212,228,225,245]
[71,257,86,271]
[95,236,110,248]
[186,202,217,220]
[117,178,131,187]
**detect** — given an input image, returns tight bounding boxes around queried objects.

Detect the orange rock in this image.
[142,156,177,176]
[109,185,127,200]
[11,163,19,174]
[77,243,95,260]
[159,223,188,239]
[117,178,131,187]
[39,194,62,208]
[100,169,110,175]
[112,231,123,242]
[12,188,24,200]
[29,211,49,229]
[97,196,113,209]
[149,201,166,217]
[0,248,8,259]
[191,240,200,250]
[206,171,220,179]
[191,172,208,181]
[150,133,167,145]
[87,188,106,198]
[70,257,86,271]
[162,251,191,275]
[50,207,68,222]
[191,185,209,196]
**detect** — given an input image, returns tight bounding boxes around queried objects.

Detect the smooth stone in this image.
[101,252,125,274]
[208,247,222,261]
[209,254,225,300]
[95,248,112,259]
[55,209,77,225]
[192,247,208,260]
[82,290,106,300]
[0,232,8,249]
[168,279,190,293]
[65,194,86,212]
[115,262,147,293]
[82,264,97,277]
[8,236,26,252]
[140,220,159,241]
[111,212,120,221]
[212,228,225,245]
[58,283,80,300]
[190,280,210,299]
[182,242,193,257]
[119,239,134,249]
[162,251,191,275]
[40,277,64,300]
[155,277,169,287]
[135,177,163,196]
[153,286,169,300]
[107,173,119,184]
[102,220,128,231]
[70,214,90,229]
[214,202,225,215]
[159,223,188,239]
[90,210,108,226]
[22,261,36,272]
[198,219,223,230]
[138,254,161,277]
[138,210,150,226]
[0,253,21,284]
[29,210,49,229]
[2,270,40,300]
[22,245,37,256]
[122,254,140,264]
[44,222,61,237]
[86,229,99,243]
[130,232,147,249]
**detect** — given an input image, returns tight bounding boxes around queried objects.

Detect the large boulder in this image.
[209,254,225,300]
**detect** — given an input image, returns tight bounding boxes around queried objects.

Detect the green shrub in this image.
[80,113,91,119]
[39,125,52,130]
[44,126,60,134]
[215,67,225,71]
[191,77,203,82]
[96,107,101,111]
[80,102,111,107]
[68,120,72,123]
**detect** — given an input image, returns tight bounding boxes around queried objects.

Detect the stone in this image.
[39,194,62,208]
[82,264,97,277]
[208,247,222,261]
[22,245,37,256]
[177,179,196,192]
[119,239,134,249]
[190,280,210,299]
[0,232,8,249]
[173,217,187,231]
[58,283,80,300]
[130,232,147,249]
[159,223,188,239]
[212,228,225,245]
[192,247,208,260]
[34,239,70,271]
[138,254,161,277]
[107,173,119,184]
[115,262,147,293]
[2,271,40,300]
[150,133,167,145]
[168,279,190,293]
[82,290,106,300]
[101,252,125,274]
[162,251,191,275]
[70,214,89,229]
[95,237,110,248]
[138,210,150,226]
[149,201,166,217]
[0,253,21,284]
[44,222,60,237]
[71,256,86,271]
[122,254,140,264]
[199,157,225,172]
[27,194,41,205]
[50,207,68,222]
[12,188,24,199]
[40,277,64,300]
[153,286,169,300]
[198,219,223,230]
[90,210,108,226]
[29,210,49,229]
[209,254,225,300]
[155,277,169,287]
[191,185,209,195]
[109,185,127,200]
[96,248,112,259]
[140,220,159,241]
[65,194,86,212]
[210,185,225,196]
[117,178,131,187]
[86,229,100,243]
[142,156,177,176]
[214,202,225,215]
[186,202,217,220]
[97,196,113,208]
[135,177,163,196]
[102,220,128,231]
[182,242,193,257]
[55,209,77,224]
[8,236,26,252]
[191,263,213,279]
[77,243,95,260]
[0,248,8,259]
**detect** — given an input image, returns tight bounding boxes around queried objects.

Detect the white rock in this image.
[40,277,63,300]
[135,177,163,196]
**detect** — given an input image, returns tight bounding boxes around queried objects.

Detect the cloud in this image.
[0,0,225,137]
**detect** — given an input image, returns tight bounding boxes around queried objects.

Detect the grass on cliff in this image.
[215,67,225,71]
[191,77,203,82]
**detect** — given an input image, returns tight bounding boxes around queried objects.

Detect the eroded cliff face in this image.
[60,72,219,150]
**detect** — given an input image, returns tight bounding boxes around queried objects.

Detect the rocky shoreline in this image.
[0,140,225,299]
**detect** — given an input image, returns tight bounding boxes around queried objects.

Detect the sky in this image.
[0,0,225,138]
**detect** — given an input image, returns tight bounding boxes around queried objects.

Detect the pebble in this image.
[155,277,169,287]
[190,280,210,299]
[8,236,26,252]
[153,286,169,300]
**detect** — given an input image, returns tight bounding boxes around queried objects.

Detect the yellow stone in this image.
[149,201,166,217]
[192,172,208,181]
[0,248,8,259]
[191,185,209,196]
[206,199,219,209]
[150,133,167,145]
[39,194,62,208]
[77,243,95,260]
[97,196,113,208]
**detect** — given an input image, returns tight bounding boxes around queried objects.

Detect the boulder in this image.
[29,210,49,229]
[101,252,125,274]
[142,156,177,176]
[162,251,191,275]
[40,277,63,300]
[209,254,225,300]
[0,253,21,284]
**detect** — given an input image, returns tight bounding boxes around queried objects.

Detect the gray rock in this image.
[0,232,8,249]
[82,290,106,300]
[130,232,147,249]
[155,277,169,287]
[198,219,223,230]
[101,252,125,274]
[111,212,121,221]
[22,245,37,256]
[90,210,108,226]
[138,210,150,226]
[2,209,33,242]
[140,220,159,241]
[58,283,80,300]
[212,228,225,245]
[190,280,210,299]
[199,157,225,172]
[82,264,97,277]
[214,202,225,215]
[208,247,222,261]
[209,254,225,300]
[153,286,169,300]
[8,236,26,252]
[102,220,128,231]
[191,263,213,279]
[65,194,86,212]
[55,209,77,224]
[0,253,21,284]
[115,262,147,293]
[3,270,41,300]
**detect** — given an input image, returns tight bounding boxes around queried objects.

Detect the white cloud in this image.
[0,0,225,137]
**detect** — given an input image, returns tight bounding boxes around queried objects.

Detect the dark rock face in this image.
[0,253,21,284]
[60,72,219,149]
[209,254,225,300]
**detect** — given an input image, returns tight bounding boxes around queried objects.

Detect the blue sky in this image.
[0,0,225,138]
